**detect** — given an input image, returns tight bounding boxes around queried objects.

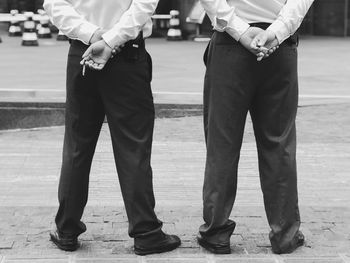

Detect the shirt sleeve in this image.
[267,0,315,44]
[43,0,99,45]
[199,0,250,41]
[102,0,159,48]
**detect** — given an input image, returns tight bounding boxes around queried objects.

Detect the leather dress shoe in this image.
[134,232,181,255]
[273,231,305,254]
[49,230,79,252]
[197,236,231,254]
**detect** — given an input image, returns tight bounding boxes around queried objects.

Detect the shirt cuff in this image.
[77,22,100,45]
[102,29,126,49]
[267,19,290,44]
[216,15,250,41]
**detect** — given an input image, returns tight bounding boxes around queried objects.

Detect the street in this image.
[1,35,350,105]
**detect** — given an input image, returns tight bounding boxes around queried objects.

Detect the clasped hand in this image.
[80,27,279,72]
[80,29,122,71]
[239,27,279,61]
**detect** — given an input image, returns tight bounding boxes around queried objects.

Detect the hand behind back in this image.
[250,30,279,61]
[240,27,280,61]
[239,27,265,55]
[80,40,113,71]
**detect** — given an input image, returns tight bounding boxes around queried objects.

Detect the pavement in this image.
[1,102,350,262]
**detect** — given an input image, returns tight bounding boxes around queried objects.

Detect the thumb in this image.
[82,46,93,58]
[256,33,267,47]
[250,35,260,50]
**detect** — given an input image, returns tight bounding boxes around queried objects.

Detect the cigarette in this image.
[82,64,86,76]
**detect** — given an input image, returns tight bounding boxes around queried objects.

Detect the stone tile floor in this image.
[1,103,350,262]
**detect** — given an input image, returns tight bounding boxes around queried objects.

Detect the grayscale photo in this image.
[0,0,350,262]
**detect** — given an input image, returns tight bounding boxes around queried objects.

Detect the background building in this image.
[157,0,350,37]
[0,0,349,37]
[0,0,43,13]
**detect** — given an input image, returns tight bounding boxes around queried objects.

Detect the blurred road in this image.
[0,34,350,105]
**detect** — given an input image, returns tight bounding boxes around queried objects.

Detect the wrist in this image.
[101,39,112,50]
[238,26,251,42]
[89,28,102,44]
[266,29,277,41]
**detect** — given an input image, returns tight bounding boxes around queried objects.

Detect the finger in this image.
[258,47,269,54]
[80,55,91,65]
[96,64,104,70]
[82,46,93,58]
[86,60,94,69]
[250,37,260,50]
[268,46,278,55]
[91,65,100,70]
[256,51,265,61]
[257,35,268,48]
[89,61,95,69]
[257,55,264,62]
[91,63,104,71]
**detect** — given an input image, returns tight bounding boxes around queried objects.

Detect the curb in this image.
[0,102,203,130]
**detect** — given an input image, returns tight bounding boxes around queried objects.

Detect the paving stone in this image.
[3,257,68,263]
[1,104,350,261]
[0,241,14,249]
[4,261,67,263]
[215,259,275,263]
[146,259,207,263]
[283,259,343,263]
[75,260,138,263]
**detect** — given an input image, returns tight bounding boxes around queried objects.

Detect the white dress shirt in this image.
[43,0,158,48]
[200,0,314,43]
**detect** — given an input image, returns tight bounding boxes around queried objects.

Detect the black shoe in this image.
[134,233,181,255]
[197,236,231,254]
[49,230,79,252]
[273,231,305,254]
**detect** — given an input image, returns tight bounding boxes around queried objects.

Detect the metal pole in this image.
[345,0,349,36]
[310,5,314,35]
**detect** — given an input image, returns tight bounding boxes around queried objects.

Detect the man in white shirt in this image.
[198,0,314,254]
[43,0,181,254]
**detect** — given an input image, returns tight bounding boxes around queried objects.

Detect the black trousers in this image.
[199,31,301,252]
[55,37,163,239]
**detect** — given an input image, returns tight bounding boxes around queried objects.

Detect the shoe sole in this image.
[198,238,231,254]
[50,235,79,252]
[273,237,305,254]
[134,240,181,256]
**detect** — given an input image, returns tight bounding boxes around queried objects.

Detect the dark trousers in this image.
[199,31,301,252]
[55,37,162,239]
